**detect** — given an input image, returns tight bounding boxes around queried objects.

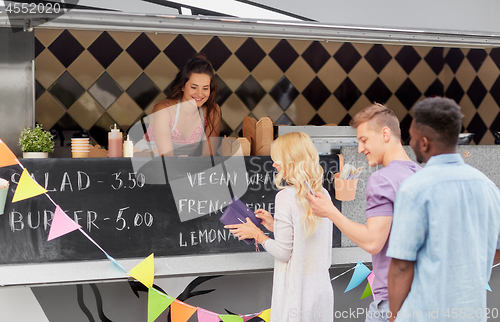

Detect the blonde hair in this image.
[271,132,324,237]
[350,103,401,138]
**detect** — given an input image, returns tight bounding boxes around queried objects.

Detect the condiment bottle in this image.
[108,124,123,158]
[123,135,134,158]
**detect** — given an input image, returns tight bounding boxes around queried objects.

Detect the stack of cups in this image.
[71,138,90,158]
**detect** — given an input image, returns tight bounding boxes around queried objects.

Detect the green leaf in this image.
[18,124,54,153]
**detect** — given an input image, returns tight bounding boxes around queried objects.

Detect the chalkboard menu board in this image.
[0,155,341,265]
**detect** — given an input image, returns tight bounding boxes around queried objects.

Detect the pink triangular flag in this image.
[241,313,260,322]
[197,308,221,322]
[47,205,81,241]
[367,271,376,301]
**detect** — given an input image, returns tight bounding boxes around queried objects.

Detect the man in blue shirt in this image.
[386,97,500,321]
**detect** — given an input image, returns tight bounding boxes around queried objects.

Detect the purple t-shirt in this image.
[365,160,421,300]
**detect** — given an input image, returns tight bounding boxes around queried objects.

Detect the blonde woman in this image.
[226,132,334,322]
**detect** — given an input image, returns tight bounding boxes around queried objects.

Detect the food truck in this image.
[1,0,500,320]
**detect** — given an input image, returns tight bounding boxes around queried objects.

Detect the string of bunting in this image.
[0,139,494,321]
[0,139,268,321]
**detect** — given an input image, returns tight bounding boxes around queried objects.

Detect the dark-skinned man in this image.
[387,97,500,321]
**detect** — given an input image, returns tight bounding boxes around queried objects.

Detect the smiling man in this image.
[308,103,420,322]
[386,97,500,321]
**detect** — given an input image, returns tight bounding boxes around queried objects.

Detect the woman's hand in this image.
[255,209,274,232]
[225,218,261,240]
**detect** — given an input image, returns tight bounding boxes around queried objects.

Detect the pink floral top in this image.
[144,102,207,144]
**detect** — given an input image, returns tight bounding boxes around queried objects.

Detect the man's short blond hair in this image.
[350,103,401,138]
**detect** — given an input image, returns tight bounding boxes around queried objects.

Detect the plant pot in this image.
[23,152,48,159]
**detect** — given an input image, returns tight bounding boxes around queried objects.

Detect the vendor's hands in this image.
[307,191,337,219]
[225,218,261,240]
[255,209,274,232]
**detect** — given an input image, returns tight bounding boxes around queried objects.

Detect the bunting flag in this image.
[2,136,426,317]
[257,309,271,322]
[47,205,81,241]
[105,253,128,274]
[0,139,19,168]
[360,282,372,300]
[219,314,244,322]
[367,271,376,300]
[148,288,175,322]
[128,253,154,288]
[171,300,197,322]
[197,308,221,322]
[487,283,492,292]
[12,168,48,203]
[241,313,260,321]
[344,261,371,293]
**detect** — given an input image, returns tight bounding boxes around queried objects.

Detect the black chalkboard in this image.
[0,155,341,265]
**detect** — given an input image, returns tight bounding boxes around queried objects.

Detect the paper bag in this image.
[255,117,273,156]
[89,145,108,158]
[221,137,251,156]
[242,116,257,155]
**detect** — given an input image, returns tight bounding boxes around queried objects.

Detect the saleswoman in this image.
[144,54,221,156]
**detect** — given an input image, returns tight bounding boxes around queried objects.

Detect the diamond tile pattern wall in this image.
[235,38,266,72]
[35,30,500,146]
[269,76,299,111]
[424,47,445,75]
[49,71,85,109]
[235,75,266,110]
[48,30,84,68]
[126,33,160,70]
[88,32,122,69]
[200,36,232,71]
[302,41,331,73]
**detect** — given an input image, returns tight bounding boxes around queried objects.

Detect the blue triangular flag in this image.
[344,261,371,293]
[106,253,128,274]
[487,283,492,292]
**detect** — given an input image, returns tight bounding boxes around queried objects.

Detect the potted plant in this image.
[19,124,54,158]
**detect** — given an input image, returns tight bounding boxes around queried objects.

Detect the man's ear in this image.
[382,127,391,142]
[420,136,430,153]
